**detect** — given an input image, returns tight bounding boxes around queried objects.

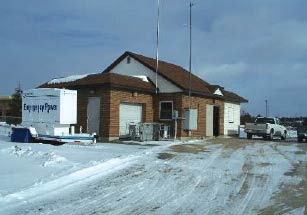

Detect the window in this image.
[255,117,275,124]
[160,101,173,120]
[127,56,131,64]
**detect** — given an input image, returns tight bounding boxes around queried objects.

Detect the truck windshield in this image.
[255,118,275,124]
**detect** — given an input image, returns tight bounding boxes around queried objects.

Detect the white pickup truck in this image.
[245,117,287,140]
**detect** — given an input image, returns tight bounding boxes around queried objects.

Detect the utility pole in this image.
[188,1,194,109]
[265,100,268,117]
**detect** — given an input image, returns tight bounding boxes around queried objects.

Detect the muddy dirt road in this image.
[1,138,306,215]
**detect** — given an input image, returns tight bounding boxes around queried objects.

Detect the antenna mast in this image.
[155,0,160,94]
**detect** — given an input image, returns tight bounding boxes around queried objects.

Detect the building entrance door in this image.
[87,97,101,134]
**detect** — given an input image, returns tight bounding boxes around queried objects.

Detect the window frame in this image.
[159,101,173,120]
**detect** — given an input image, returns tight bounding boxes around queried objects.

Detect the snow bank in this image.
[287,129,297,138]
[0,154,139,206]
[2,145,68,167]
[239,126,247,138]
[0,122,12,137]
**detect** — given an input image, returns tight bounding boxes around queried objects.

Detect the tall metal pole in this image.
[188,2,193,109]
[155,0,160,94]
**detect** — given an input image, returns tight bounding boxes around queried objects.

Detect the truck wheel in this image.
[298,137,303,143]
[281,131,287,140]
[247,133,252,139]
[269,130,274,140]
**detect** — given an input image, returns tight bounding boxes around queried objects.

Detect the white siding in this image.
[110,56,182,93]
[224,102,241,135]
[206,105,214,136]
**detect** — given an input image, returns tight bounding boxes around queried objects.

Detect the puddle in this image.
[169,144,209,154]
[157,153,175,160]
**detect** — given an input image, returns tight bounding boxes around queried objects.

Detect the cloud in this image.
[0,0,306,116]
[200,62,248,79]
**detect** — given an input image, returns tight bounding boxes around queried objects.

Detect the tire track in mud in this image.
[39,143,224,215]
[259,143,307,214]
[86,144,224,215]
[235,145,272,214]
[216,143,274,215]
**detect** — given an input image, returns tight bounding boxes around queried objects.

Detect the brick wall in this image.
[153,93,224,139]
[74,87,110,137]
[153,93,183,137]
[65,86,153,141]
[180,95,224,138]
[69,86,224,141]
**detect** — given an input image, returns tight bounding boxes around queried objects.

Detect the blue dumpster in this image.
[11,127,32,143]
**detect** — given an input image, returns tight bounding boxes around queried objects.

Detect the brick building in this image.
[40,51,247,141]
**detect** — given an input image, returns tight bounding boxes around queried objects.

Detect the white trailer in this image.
[13,88,95,144]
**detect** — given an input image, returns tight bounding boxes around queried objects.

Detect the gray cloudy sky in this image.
[1,0,307,117]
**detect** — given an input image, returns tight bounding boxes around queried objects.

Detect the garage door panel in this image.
[119,103,142,136]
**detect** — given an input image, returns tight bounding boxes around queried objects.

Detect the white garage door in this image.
[119,103,143,136]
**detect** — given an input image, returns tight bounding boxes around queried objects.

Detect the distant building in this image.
[0,96,12,118]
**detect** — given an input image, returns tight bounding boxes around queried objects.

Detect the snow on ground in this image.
[0,133,306,214]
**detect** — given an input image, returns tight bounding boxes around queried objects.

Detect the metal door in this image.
[213,106,220,136]
[87,97,101,134]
